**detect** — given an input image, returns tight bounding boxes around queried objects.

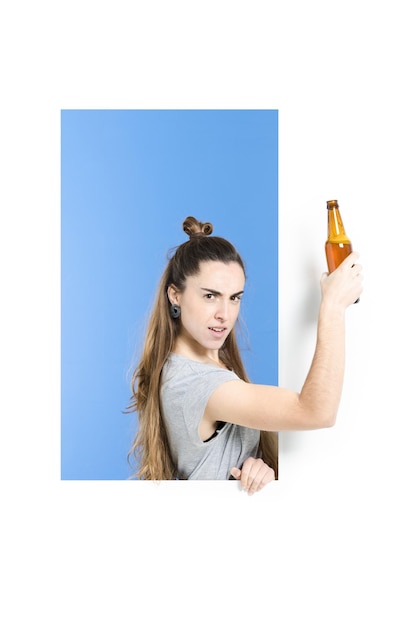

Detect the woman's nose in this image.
[215,302,228,321]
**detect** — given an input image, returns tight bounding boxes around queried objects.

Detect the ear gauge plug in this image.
[169,304,181,319]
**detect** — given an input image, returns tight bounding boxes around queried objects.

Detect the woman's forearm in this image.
[299,302,346,427]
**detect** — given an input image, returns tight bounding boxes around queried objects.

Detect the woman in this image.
[128,216,363,493]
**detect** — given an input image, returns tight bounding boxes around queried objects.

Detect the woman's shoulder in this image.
[161,353,240,418]
[162,353,238,384]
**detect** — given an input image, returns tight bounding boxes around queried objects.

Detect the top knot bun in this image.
[183,216,213,238]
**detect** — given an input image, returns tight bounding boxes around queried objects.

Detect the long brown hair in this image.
[127,216,278,479]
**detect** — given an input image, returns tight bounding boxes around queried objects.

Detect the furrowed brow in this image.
[201,288,244,297]
[201,288,222,296]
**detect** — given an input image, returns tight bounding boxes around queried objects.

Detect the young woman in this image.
[128,216,363,494]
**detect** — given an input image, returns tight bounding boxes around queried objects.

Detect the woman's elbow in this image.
[320,412,337,429]
[297,402,337,429]
[305,409,337,429]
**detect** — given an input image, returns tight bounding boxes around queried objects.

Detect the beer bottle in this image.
[325,199,359,302]
[325,199,353,272]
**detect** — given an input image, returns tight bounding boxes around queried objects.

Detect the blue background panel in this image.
[61,110,278,479]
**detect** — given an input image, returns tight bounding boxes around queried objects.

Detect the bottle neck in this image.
[327,201,350,244]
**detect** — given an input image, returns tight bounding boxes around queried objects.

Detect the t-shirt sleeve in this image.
[181,368,238,442]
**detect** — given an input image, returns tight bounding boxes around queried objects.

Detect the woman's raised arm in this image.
[204,252,363,433]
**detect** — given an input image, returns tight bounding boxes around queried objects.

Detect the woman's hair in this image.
[127,216,278,480]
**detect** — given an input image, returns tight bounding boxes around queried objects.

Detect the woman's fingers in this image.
[237,457,275,495]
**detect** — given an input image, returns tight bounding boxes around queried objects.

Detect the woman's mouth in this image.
[208,326,226,338]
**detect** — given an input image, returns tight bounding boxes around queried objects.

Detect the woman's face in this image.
[169,260,245,356]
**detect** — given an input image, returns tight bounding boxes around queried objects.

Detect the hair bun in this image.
[183,216,213,238]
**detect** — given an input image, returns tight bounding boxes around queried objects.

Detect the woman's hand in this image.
[321,251,363,310]
[230,457,275,495]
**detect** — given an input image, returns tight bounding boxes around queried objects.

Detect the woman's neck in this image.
[172,337,225,368]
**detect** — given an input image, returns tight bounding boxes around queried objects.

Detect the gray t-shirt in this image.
[160,353,260,479]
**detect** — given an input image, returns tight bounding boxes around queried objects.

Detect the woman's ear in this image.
[167,284,179,305]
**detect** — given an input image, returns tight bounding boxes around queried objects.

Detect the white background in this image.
[2,1,416,624]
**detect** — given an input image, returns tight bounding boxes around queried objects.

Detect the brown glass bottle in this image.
[325,199,359,302]
[325,199,353,272]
